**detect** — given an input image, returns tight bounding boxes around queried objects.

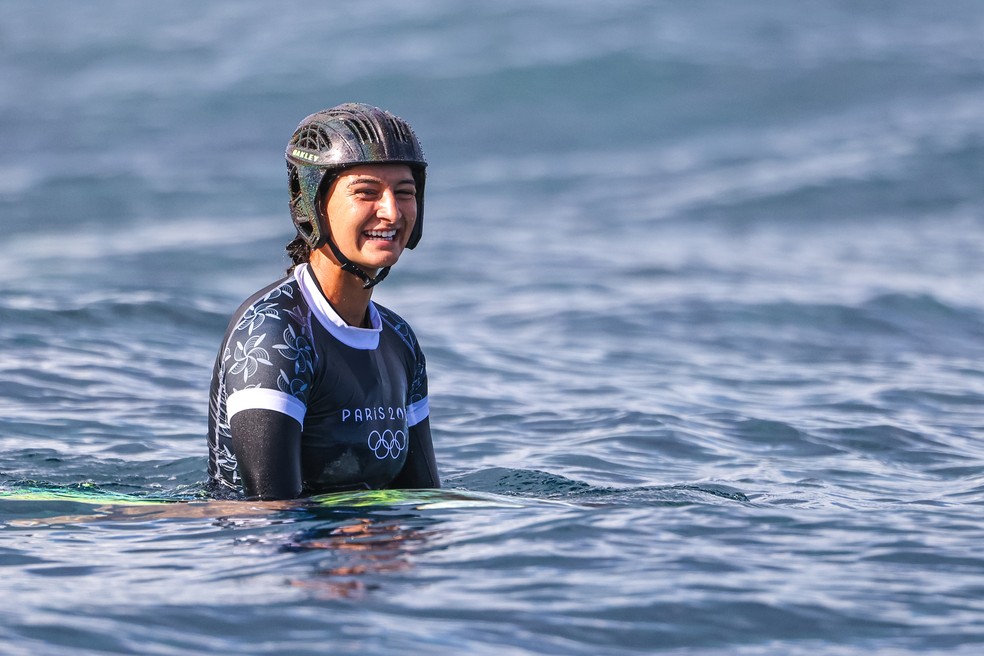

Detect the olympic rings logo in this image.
[367,429,407,460]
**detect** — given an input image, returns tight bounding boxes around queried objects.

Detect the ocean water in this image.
[2,1,984,654]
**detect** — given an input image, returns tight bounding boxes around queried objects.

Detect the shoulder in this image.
[219,272,317,390]
[225,274,306,336]
[374,302,421,353]
[220,273,315,363]
[374,302,413,330]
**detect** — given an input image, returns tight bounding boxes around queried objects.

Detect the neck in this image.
[307,249,374,327]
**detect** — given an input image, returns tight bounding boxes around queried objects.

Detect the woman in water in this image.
[206,103,440,499]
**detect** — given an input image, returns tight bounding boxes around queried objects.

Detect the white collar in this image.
[295,263,381,350]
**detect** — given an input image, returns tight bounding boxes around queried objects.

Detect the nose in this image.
[376,189,400,221]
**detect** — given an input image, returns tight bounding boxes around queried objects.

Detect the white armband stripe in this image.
[406,396,429,427]
[227,388,307,428]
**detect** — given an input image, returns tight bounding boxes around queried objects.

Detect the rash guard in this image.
[206,263,439,498]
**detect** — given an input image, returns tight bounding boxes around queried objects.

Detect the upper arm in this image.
[230,408,303,499]
[220,297,316,499]
[390,416,440,489]
[389,325,439,488]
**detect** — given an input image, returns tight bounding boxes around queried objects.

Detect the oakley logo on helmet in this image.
[291,149,320,163]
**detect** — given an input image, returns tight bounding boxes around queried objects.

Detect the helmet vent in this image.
[345,116,378,144]
[291,125,332,153]
[386,116,413,144]
[287,162,302,206]
[326,107,382,144]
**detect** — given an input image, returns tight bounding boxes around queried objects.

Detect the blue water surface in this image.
[1,1,984,654]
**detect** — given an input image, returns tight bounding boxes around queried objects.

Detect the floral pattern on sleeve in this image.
[223,283,315,404]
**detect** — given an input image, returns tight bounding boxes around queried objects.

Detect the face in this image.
[321,164,418,272]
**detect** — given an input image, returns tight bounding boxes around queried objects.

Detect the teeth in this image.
[365,229,396,240]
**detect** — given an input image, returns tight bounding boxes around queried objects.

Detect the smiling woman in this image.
[205,103,440,500]
[314,165,421,305]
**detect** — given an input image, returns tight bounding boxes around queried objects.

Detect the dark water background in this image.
[2,1,984,654]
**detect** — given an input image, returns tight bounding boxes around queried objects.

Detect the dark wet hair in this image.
[285,233,311,273]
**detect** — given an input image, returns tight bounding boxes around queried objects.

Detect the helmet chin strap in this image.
[315,187,390,290]
[323,235,391,290]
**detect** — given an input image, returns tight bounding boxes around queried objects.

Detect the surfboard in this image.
[310,488,527,509]
[0,487,174,506]
[0,485,529,517]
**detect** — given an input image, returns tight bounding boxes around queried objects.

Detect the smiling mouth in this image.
[364,229,397,241]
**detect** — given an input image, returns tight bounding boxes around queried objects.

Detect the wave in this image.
[445,467,749,504]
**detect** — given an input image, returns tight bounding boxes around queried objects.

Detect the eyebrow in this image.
[347,177,416,187]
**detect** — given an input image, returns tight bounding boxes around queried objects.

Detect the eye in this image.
[353,187,380,199]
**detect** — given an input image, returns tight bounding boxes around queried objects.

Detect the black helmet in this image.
[286,103,427,252]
